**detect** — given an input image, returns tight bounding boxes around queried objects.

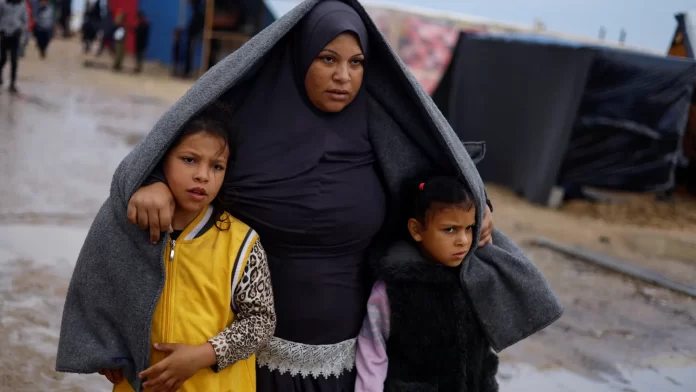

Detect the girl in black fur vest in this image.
[355,176,499,392]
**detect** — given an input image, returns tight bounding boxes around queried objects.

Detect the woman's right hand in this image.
[127,182,175,244]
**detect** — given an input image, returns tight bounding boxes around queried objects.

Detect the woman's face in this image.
[305,33,365,113]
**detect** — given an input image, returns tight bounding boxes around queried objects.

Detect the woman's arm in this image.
[127,176,175,244]
[355,281,391,392]
[208,239,276,372]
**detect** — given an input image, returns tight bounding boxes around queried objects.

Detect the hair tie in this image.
[419,182,425,191]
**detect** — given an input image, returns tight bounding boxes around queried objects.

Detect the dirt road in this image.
[1,39,694,392]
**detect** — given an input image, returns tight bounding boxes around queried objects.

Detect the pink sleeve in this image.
[355,281,390,392]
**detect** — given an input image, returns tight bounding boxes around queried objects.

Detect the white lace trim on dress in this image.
[256,336,356,378]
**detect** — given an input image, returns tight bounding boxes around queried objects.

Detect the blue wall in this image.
[139,0,277,67]
[138,0,182,65]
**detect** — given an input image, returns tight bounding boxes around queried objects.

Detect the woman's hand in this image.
[139,343,217,392]
[127,182,175,244]
[478,204,494,247]
[98,368,124,385]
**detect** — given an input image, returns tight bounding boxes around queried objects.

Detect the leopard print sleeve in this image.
[208,239,276,372]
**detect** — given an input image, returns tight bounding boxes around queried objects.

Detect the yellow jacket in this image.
[115,205,275,392]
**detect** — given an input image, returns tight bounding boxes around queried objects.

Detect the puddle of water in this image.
[0,224,111,391]
[0,83,169,219]
[0,224,88,266]
[499,363,696,392]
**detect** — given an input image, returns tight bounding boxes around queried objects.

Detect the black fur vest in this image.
[376,242,499,392]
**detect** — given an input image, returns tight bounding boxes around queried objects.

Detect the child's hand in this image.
[140,343,217,392]
[478,204,494,247]
[98,368,124,384]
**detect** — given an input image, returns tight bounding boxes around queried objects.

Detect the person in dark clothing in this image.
[96,9,114,57]
[133,10,149,73]
[110,10,126,71]
[0,0,28,93]
[171,27,184,76]
[81,1,101,53]
[183,0,204,77]
[57,0,71,37]
[355,176,499,392]
[33,0,55,59]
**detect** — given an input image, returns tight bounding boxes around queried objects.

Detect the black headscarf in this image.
[225,0,377,247]
[294,0,369,83]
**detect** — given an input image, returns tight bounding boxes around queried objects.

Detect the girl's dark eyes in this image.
[443,227,455,233]
[183,157,225,171]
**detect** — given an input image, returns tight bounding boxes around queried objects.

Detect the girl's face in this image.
[304,33,365,113]
[163,131,229,228]
[408,203,476,267]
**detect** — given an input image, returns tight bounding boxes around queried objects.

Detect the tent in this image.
[433,32,696,205]
[669,11,696,59]
[668,11,696,193]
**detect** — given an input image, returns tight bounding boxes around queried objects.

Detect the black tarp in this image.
[559,49,696,192]
[433,32,594,205]
[434,32,696,205]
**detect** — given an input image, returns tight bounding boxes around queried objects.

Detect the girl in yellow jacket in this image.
[102,103,276,392]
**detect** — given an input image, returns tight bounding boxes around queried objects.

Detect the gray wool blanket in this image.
[56,0,562,390]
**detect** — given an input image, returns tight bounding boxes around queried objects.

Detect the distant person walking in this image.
[133,10,149,73]
[57,0,70,37]
[33,0,55,58]
[110,10,125,71]
[0,0,29,93]
[95,8,114,57]
[81,0,101,53]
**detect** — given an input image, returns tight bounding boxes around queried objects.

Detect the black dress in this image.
[229,112,385,391]
[228,99,385,390]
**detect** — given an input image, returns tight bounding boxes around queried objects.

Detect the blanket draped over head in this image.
[56,0,563,390]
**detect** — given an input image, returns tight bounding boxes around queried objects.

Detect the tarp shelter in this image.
[433,32,696,205]
[668,10,696,192]
[561,49,696,193]
[261,0,642,94]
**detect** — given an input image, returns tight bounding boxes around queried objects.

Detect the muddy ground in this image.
[1,39,694,392]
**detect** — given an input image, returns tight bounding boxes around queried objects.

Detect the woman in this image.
[0,0,28,93]
[57,1,562,391]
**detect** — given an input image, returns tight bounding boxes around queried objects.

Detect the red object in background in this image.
[109,0,137,53]
[26,1,35,31]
